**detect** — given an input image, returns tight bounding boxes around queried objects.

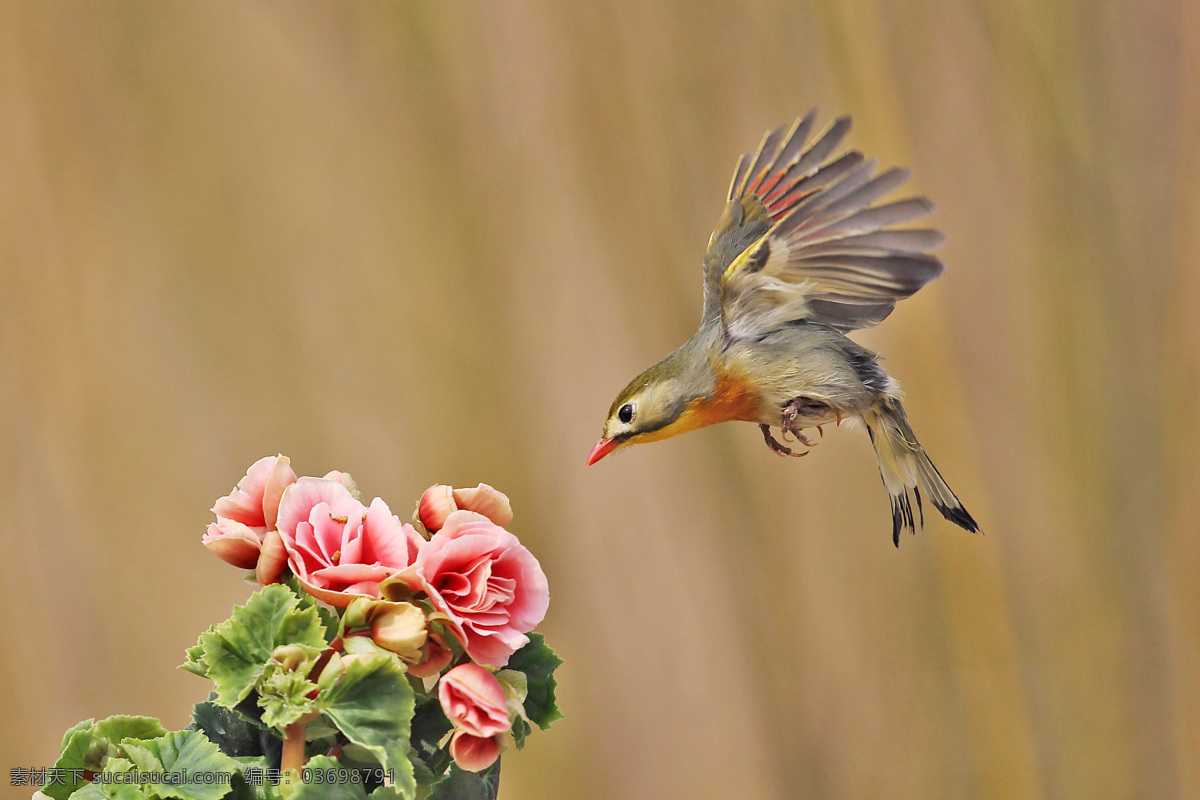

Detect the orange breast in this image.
[687,369,763,426]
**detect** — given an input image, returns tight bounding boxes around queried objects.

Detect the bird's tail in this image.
[862,395,979,546]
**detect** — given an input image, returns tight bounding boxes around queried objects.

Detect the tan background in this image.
[2,1,1198,798]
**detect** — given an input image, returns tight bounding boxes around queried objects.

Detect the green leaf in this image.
[290,755,369,800]
[95,717,170,751]
[118,740,164,774]
[83,757,149,799]
[224,757,285,800]
[201,585,328,708]
[510,717,531,751]
[128,729,240,800]
[408,696,452,786]
[505,633,562,730]
[43,720,96,800]
[69,783,145,800]
[282,576,341,644]
[493,671,527,707]
[59,717,96,753]
[66,784,109,800]
[493,669,530,746]
[181,641,209,677]
[42,716,169,800]
[191,700,272,758]
[426,761,501,800]
[317,655,416,800]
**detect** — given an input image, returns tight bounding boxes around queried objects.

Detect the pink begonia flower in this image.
[439,664,510,772]
[275,477,424,607]
[203,455,297,569]
[402,510,548,666]
[417,484,513,533]
[448,731,502,773]
[440,664,510,737]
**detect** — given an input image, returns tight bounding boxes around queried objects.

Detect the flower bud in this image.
[271,645,312,672]
[342,596,373,630]
[368,602,428,664]
[417,485,457,533]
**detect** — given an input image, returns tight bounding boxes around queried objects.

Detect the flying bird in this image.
[587,110,979,545]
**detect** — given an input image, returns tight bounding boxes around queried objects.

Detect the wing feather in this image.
[716,115,946,336]
[726,153,752,202]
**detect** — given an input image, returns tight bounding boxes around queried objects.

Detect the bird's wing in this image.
[702,110,835,323]
[713,113,945,338]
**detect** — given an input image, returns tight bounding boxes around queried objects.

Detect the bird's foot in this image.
[760,424,808,457]
[782,396,829,447]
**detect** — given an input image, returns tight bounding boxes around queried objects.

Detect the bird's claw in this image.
[781,411,819,448]
[760,424,808,457]
[781,396,835,446]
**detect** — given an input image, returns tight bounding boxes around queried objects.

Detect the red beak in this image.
[587,438,617,466]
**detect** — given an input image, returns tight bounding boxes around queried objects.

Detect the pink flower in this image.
[448,731,502,773]
[404,510,548,666]
[439,664,509,771]
[417,484,513,533]
[439,664,510,737]
[203,455,297,569]
[275,478,424,607]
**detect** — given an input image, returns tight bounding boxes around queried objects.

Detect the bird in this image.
[586,110,979,546]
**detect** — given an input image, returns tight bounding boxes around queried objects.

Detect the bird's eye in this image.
[618,403,634,424]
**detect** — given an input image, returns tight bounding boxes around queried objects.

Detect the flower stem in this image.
[281,719,308,776]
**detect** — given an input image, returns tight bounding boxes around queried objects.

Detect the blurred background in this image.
[2,1,1197,798]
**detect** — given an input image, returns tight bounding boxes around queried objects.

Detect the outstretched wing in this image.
[702,110,851,323]
[714,113,946,339]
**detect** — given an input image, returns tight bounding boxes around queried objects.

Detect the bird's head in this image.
[587,357,695,465]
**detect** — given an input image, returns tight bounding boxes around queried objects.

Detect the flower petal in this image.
[261,455,298,531]
[452,484,514,527]
[256,528,289,585]
[203,521,261,569]
[212,456,279,528]
[448,731,501,773]
[436,510,495,540]
[362,497,418,570]
[309,563,399,585]
[276,478,356,540]
[294,575,378,607]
